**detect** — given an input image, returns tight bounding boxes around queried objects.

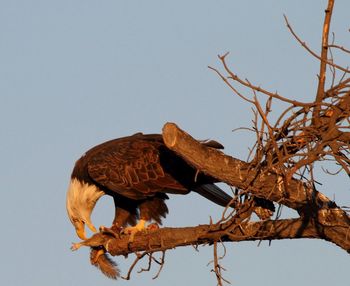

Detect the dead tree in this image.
[72,1,350,284]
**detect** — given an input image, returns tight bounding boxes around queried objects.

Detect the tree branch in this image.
[162,122,335,212]
[314,0,335,124]
[76,213,350,258]
[209,53,315,107]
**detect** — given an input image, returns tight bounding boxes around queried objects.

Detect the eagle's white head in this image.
[66,178,105,240]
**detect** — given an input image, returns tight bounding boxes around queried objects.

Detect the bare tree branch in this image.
[76,212,350,258]
[209,53,315,107]
[328,44,350,54]
[314,0,335,124]
[162,123,335,212]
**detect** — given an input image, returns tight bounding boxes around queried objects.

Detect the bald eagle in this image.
[66,133,232,241]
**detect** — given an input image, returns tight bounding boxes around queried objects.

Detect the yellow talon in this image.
[123,219,147,242]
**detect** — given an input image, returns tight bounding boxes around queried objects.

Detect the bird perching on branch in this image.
[66,132,234,278]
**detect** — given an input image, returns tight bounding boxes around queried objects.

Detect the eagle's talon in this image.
[147,223,160,231]
[122,219,147,242]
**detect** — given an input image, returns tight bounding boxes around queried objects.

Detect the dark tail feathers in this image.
[194,184,233,207]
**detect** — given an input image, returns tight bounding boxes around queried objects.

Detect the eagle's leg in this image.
[98,196,139,239]
[121,202,154,241]
[122,195,168,241]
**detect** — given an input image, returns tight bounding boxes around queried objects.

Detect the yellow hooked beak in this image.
[75,221,87,240]
[75,219,97,240]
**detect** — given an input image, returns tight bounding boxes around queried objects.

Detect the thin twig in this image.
[208,64,255,104]
[283,12,349,74]
[212,53,315,107]
[152,251,166,280]
[328,44,350,54]
[121,252,148,280]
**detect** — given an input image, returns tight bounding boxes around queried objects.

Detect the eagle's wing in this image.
[87,137,188,200]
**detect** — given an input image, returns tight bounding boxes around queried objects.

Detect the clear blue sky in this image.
[1,1,349,285]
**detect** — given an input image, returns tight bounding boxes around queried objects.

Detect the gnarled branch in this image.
[77,209,350,258]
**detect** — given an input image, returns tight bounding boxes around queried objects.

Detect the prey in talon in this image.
[70,232,111,251]
[70,231,120,280]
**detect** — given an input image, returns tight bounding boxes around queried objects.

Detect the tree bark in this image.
[79,213,350,257]
[162,122,334,212]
